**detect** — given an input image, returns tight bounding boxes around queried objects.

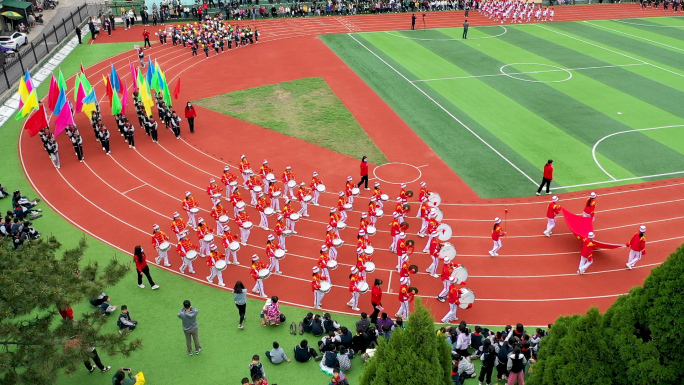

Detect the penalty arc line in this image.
[346,33,539,187]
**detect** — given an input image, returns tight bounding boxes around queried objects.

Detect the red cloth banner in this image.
[561,208,624,250]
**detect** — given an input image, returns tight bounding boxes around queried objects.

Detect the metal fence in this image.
[0,2,106,95]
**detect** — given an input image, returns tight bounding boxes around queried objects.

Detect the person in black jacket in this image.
[336,326,353,349]
[322,345,339,369]
[300,313,314,334]
[351,328,368,354]
[478,344,496,385]
[293,340,320,362]
[311,314,324,336]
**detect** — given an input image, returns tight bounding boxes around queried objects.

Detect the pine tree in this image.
[360,298,452,385]
[0,236,140,385]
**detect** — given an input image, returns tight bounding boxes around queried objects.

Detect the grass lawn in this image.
[193,77,389,164]
[321,18,684,198]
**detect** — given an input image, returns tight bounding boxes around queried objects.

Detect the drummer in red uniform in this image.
[393,197,406,225]
[396,276,414,320]
[196,218,214,256]
[235,207,252,245]
[440,276,460,324]
[345,176,355,205]
[373,182,384,209]
[297,182,311,217]
[582,192,597,221]
[182,191,199,230]
[260,160,273,186]
[206,244,225,287]
[256,192,271,230]
[329,207,341,236]
[368,197,380,226]
[398,183,409,204]
[416,182,430,218]
[268,175,282,212]
[250,254,268,298]
[310,172,323,206]
[176,232,197,275]
[396,232,408,272]
[325,225,339,260]
[389,213,401,254]
[221,225,240,265]
[282,166,296,199]
[318,246,332,281]
[220,165,238,199]
[543,196,562,237]
[347,266,362,312]
[171,212,187,242]
[211,200,228,236]
[578,232,595,274]
[239,155,251,184]
[338,192,349,223]
[207,178,223,206]
[488,218,505,256]
[398,253,411,286]
[230,186,244,217]
[312,266,327,310]
[266,234,283,275]
[417,197,430,237]
[355,248,368,280]
[246,171,263,206]
[282,198,297,234]
[275,214,287,252]
[423,213,440,253]
[426,234,441,277]
[437,257,457,302]
[626,225,646,270]
[152,224,171,266]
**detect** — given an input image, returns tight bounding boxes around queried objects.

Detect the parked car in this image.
[0,32,28,51]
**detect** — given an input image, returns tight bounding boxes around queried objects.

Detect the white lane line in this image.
[347,32,539,187]
[121,183,148,194]
[472,261,662,279]
[585,20,684,53]
[552,173,684,190]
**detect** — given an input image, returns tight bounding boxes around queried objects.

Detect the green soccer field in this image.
[321,17,684,198]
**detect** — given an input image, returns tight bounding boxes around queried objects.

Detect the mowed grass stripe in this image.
[399,28,641,184]
[596,18,684,45]
[323,33,538,197]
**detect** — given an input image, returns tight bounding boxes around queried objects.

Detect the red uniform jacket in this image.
[546,201,561,219]
[543,163,553,180]
[447,285,461,304]
[583,198,596,217]
[580,237,595,260]
[349,274,361,293]
[176,239,197,256]
[371,285,382,304]
[492,224,504,241]
[628,233,646,254]
[152,231,169,247]
[360,161,368,176]
[171,218,187,235]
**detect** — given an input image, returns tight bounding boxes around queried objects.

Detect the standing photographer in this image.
[112,368,138,385]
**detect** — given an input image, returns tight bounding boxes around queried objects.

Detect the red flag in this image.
[80,63,86,76]
[173,78,181,100]
[103,74,113,107]
[121,80,128,113]
[24,104,49,137]
[47,76,59,111]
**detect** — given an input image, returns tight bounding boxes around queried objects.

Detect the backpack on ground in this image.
[290,322,297,335]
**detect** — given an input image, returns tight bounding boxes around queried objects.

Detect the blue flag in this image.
[145,58,155,85]
[109,64,121,93]
[82,89,98,105]
[53,88,67,115]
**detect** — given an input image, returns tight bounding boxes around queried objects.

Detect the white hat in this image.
[639,225,646,233]
[153,224,160,230]
[330,207,337,213]
[449,275,457,283]
[286,166,291,170]
[238,207,245,212]
[588,232,595,239]
[401,254,409,261]
[258,192,264,197]
[374,182,380,186]
[219,216,229,223]
[173,212,180,218]
[393,212,399,218]
[359,230,366,236]
[180,231,188,239]
[313,172,318,176]
[495,217,501,224]
[399,232,406,238]
[552,196,559,202]
[442,256,449,263]
[267,234,275,241]
[339,191,345,196]
[321,246,328,251]
[209,178,215,183]
[351,266,359,273]
[370,197,377,201]
[347,176,353,181]
[224,165,230,171]
[357,247,364,253]
[429,212,437,218]
[199,217,206,224]
[300,182,305,186]
[590,192,597,199]
[241,154,246,159]
[210,243,217,250]
[400,277,408,284]
[263,159,268,164]
[284,197,290,203]
[277,214,284,220]
[401,183,406,188]
[313,266,320,273]
[431,229,438,235]
[420,181,426,187]
[185,191,192,197]
[251,254,259,261]
[361,213,367,218]
[326,225,333,231]
[267,174,275,181]
[397,197,402,202]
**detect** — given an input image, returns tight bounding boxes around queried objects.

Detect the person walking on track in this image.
[626,226,646,270]
[185,102,197,134]
[536,159,553,195]
[357,156,370,191]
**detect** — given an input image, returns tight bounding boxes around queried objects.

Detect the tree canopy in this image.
[0,236,140,385]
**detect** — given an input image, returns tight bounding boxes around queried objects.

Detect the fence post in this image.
[18,51,25,74]
[54,25,59,44]
[43,33,49,52]
[2,66,10,89]
[62,18,68,35]
[70,11,76,28]
[30,42,38,63]
[78,5,82,21]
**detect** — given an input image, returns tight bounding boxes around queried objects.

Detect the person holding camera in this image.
[112,367,138,385]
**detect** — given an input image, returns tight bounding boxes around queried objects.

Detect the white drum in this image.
[266,173,275,181]
[274,249,286,259]
[351,187,360,196]
[343,203,353,210]
[439,242,457,261]
[185,250,198,261]
[229,241,241,252]
[271,190,282,198]
[236,201,246,209]
[434,207,444,222]
[332,238,344,248]
[243,168,253,175]
[287,180,297,188]
[289,213,301,222]
[428,192,442,208]
[366,225,377,236]
[303,195,312,203]
[258,268,271,279]
[380,194,389,202]
[215,259,227,271]
[336,221,346,230]
[264,207,275,216]
[357,281,369,293]
[364,261,376,273]
[203,234,214,243]
[212,193,221,199]
[364,246,375,256]
[253,185,263,193]
[229,181,238,187]
[375,209,384,218]
[316,184,326,193]
[318,281,332,293]
[241,221,253,230]
[219,215,229,223]
[437,223,453,241]
[327,260,338,270]
[189,207,200,214]
[450,265,468,284]
[282,229,293,237]
[458,288,475,309]
[158,241,171,251]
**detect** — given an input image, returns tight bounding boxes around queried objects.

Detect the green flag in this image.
[161,71,172,108]
[150,71,160,93]
[73,73,81,101]
[111,88,122,115]
[80,74,93,94]
[57,69,67,91]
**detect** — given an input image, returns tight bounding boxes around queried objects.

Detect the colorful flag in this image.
[82,103,97,119]
[24,104,49,137]
[14,90,39,120]
[47,75,59,111]
[53,88,67,116]
[75,82,86,113]
[111,88,122,115]
[80,63,86,77]
[17,77,29,109]
[173,78,181,100]
[54,98,75,137]
[110,64,121,93]
[161,71,172,108]
[121,81,128,113]
[129,61,138,90]
[82,88,97,105]
[57,69,67,91]
[73,73,82,101]
[145,58,155,86]
[103,74,113,106]
[80,73,93,94]
[24,70,34,93]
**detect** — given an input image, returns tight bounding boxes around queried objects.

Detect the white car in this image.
[0,32,28,51]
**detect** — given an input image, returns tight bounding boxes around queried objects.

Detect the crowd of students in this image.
[0,187,42,248]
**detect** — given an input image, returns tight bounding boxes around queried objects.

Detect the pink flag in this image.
[54,99,75,136]
[121,80,128,113]
[75,82,86,113]
[129,61,138,90]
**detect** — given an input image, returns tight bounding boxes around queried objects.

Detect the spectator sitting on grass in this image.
[294,339,320,362]
[249,354,266,382]
[300,312,314,334]
[365,326,378,349]
[322,313,337,333]
[379,324,392,341]
[262,296,281,326]
[117,305,137,333]
[469,326,484,358]
[330,368,349,385]
[265,341,291,364]
[455,352,477,383]
[335,326,353,349]
[311,314,324,336]
[351,327,368,354]
[319,331,336,352]
[0,184,9,199]
[376,313,393,334]
[355,312,370,333]
[337,346,354,373]
[98,295,117,316]
[320,344,339,373]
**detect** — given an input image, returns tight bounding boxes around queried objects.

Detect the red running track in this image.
[22,4,684,325]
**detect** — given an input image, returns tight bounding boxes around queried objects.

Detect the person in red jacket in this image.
[184,102,197,134]
[583,192,597,221]
[536,159,553,196]
[356,156,370,191]
[133,245,159,290]
[543,196,562,237]
[370,278,384,324]
[312,266,328,310]
[578,232,595,274]
[626,225,646,270]
[488,217,505,256]
[440,276,460,324]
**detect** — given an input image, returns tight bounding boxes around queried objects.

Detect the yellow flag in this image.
[15,90,38,120]
[17,77,29,104]
[82,103,97,119]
